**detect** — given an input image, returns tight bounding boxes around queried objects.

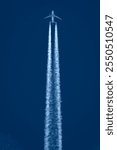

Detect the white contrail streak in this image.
[44,22,62,150]
[54,23,62,150]
[44,22,52,150]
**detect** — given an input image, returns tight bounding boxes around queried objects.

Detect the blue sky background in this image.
[0,0,99,150]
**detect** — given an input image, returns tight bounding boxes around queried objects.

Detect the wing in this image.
[44,15,51,19]
[54,15,62,20]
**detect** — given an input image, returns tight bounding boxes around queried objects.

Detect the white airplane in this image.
[44,10,62,23]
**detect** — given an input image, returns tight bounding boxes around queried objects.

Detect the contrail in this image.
[44,22,52,150]
[54,23,62,150]
[44,22,62,150]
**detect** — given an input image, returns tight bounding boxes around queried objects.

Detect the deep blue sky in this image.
[0,0,100,150]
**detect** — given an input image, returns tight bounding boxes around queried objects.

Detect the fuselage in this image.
[51,11,55,23]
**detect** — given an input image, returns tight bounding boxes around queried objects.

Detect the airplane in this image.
[44,10,62,23]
